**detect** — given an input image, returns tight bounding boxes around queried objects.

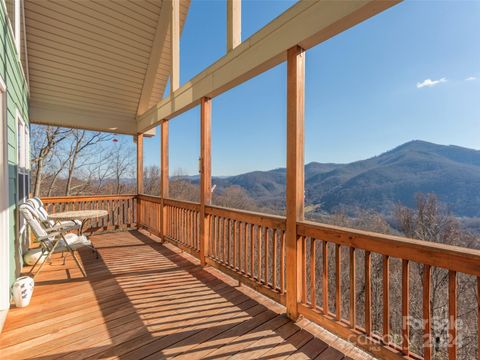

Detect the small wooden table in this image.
[48,209,108,235]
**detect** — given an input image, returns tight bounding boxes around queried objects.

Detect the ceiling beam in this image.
[170,0,180,94]
[136,1,171,116]
[227,0,241,52]
[30,104,137,135]
[137,0,400,133]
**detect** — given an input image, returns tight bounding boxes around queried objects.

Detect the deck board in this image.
[1,230,372,360]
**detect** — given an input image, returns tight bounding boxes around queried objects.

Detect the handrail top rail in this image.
[206,203,285,222]
[41,194,137,202]
[298,219,480,276]
[206,204,286,230]
[138,194,201,209]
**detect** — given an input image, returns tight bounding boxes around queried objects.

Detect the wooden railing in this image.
[205,205,286,304]
[41,194,480,359]
[138,198,480,360]
[296,220,480,360]
[137,194,201,256]
[41,195,137,234]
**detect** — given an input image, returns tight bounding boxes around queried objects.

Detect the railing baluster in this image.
[257,225,262,281]
[189,210,192,248]
[323,241,328,315]
[189,210,193,247]
[182,208,185,242]
[280,231,285,294]
[245,222,249,275]
[184,209,187,244]
[214,216,218,259]
[300,236,306,304]
[169,206,172,238]
[174,207,177,240]
[179,207,182,243]
[349,247,356,329]
[365,250,371,336]
[310,238,316,309]
[189,209,192,245]
[240,222,248,275]
[383,255,389,344]
[423,264,432,360]
[335,244,341,321]
[250,222,254,278]
[477,277,480,360]
[449,270,457,360]
[183,209,186,244]
[218,216,222,260]
[264,227,269,285]
[208,214,212,257]
[402,259,409,355]
[223,217,227,263]
[226,218,230,265]
[233,220,237,270]
[272,229,277,290]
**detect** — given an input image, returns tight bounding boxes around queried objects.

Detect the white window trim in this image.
[15,109,29,203]
[0,76,11,312]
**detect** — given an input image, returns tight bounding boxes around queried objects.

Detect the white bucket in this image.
[11,276,34,308]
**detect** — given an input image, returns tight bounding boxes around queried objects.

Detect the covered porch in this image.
[3,0,479,359]
[1,230,366,359]
[3,194,478,359]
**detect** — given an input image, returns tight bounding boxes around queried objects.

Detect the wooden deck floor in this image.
[0,230,372,360]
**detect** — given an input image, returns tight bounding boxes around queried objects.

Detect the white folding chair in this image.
[28,197,99,259]
[29,197,81,230]
[19,203,89,278]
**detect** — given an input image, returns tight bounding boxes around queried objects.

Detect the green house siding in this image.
[1,1,29,287]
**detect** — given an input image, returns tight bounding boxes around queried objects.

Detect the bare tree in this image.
[30,124,137,196]
[144,165,160,196]
[169,168,199,202]
[63,130,112,196]
[395,194,477,359]
[31,126,71,196]
[109,144,135,194]
[213,185,258,211]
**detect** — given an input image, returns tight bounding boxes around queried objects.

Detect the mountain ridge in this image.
[210,140,480,217]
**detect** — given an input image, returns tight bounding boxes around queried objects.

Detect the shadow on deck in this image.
[0,230,371,360]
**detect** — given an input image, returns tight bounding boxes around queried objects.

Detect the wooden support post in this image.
[285,45,305,320]
[200,97,212,266]
[137,134,144,194]
[160,120,169,239]
[136,133,144,228]
[170,0,180,93]
[227,0,241,52]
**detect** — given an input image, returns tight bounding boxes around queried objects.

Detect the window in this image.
[16,112,29,203]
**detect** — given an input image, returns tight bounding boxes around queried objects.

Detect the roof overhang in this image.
[137,0,400,133]
[25,0,190,135]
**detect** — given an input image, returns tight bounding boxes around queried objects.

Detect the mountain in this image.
[211,141,480,217]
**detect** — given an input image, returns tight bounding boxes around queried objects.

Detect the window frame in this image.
[16,110,29,204]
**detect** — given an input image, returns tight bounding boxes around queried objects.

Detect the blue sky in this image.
[143,0,480,176]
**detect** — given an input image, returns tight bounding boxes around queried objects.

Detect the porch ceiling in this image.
[25,0,189,135]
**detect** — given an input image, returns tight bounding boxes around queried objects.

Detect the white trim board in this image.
[0,76,11,320]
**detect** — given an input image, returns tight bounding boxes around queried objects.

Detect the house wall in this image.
[0,1,29,288]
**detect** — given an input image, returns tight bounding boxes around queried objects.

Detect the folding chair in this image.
[19,203,89,279]
[29,197,81,231]
[28,197,99,259]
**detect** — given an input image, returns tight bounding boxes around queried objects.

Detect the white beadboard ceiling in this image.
[25,0,189,134]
